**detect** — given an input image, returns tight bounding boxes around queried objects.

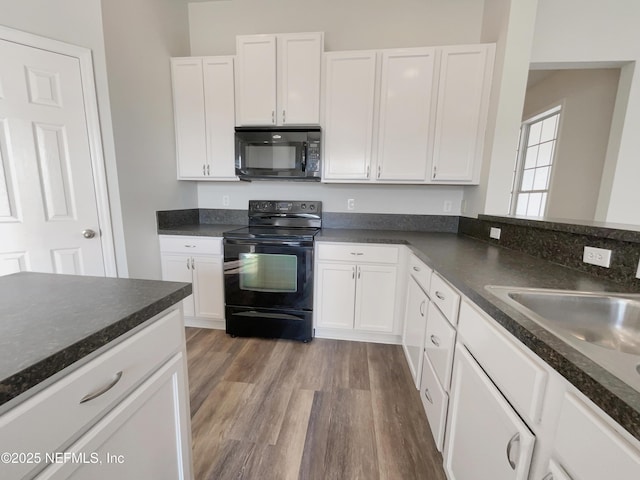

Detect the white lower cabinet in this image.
[402,276,428,387]
[159,236,224,328]
[420,351,448,451]
[314,243,403,342]
[36,353,191,480]
[444,344,535,480]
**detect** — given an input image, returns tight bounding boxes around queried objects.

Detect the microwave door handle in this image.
[301,142,307,172]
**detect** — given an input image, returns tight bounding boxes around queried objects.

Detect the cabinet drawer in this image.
[408,252,431,293]
[420,352,448,452]
[458,300,547,426]
[425,302,456,391]
[317,243,399,264]
[429,273,460,325]
[159,235,222,255]
[553,393,640,480]
[0,309,183,480]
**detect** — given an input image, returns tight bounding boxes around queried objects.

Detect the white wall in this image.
[189,0,484,55]
[463,0,539,218]
[522,68,619,221]
[528,0,640,226]
[0,0,129,276]
[189,0,484,216]
[101,0,197,280]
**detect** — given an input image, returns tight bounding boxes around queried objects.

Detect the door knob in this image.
[82,229,96,239]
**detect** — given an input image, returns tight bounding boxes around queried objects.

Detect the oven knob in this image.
[301,203,307,210]
[309,204,315,211]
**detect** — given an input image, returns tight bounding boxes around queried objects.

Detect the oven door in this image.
[223,239,314,310]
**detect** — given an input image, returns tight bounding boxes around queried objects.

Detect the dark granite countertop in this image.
[0,272,191,412]
[158,224,242,237]
[318,228,640,440]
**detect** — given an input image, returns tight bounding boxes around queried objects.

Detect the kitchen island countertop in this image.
[0,272,191,412]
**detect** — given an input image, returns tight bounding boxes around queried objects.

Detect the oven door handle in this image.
[234,310,306,321]
[224,238,312,248]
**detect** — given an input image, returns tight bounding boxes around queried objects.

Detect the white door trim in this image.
[0,25,118,277]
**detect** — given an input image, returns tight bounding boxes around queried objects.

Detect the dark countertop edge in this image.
[0,284,192,410]
[316,231,640,441]
[478,214,640,243]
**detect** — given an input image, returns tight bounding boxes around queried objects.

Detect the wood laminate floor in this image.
[186,328,447,480]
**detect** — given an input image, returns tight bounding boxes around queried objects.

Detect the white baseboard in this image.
[184,317,225,330]
[313,327,402,345]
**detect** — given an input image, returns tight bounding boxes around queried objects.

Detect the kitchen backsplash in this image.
[459,215,640,288]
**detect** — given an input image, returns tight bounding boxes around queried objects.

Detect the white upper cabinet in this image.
[431,44,495,183]
[278,33,323,125]
[171,56,237,180]
[236,32,323,126]
[377,47,436,182]
[322,51,377,181]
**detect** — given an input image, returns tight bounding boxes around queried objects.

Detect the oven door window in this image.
[239,253,298,293]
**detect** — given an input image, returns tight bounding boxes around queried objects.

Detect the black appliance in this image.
[223,200,322,342]
[234,127,321,181]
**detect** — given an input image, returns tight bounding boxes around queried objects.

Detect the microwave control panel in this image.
[307,140,321,173]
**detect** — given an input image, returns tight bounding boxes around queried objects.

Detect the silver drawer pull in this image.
[80,371,123,404]
[423,388,433,404]
[506,432,520,470]
[412,266,420,272]
[430,335,440,347]
[184,245,196,248]
[350,252,364,256]
[435,291,445,301]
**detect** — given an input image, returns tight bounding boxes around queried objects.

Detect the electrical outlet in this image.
[443,201,452,213]
[222,195,230,207]
[490,227,501,240]
[583,246,612,268]
[347,198,355,211]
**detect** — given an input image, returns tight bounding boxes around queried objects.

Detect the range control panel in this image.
[248,200,322,215]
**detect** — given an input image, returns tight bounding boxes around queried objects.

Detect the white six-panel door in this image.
[0,39,105,276]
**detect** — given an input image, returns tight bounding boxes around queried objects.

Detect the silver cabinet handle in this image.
[207,164,210,175]
[352,266,355,279]
[433,164,437,179]
[357,266,361,279]
[435,291,445,301]
[80,371,123,404]
[186,258,190,269]
[191,258,195,270]
[272,110,275,124]
[366,165,370,178]
[350,252,364,256]
[203,164,206,175]
[419,300,426,317]
[430,335,440,347]
[423,388,433,404]
[377,165,381,178]
[184,244,196,248]
[506,432,520,470]
[412,266,420,272]
[82,229,96,239]
[282,110,286,123]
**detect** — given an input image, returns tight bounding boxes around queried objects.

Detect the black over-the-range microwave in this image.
[234,126,321,181]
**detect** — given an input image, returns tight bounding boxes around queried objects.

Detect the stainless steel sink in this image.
[485,286,640,391]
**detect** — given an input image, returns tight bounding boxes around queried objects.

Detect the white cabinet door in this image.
[236,35,277,125]
[445,345,535,480]
[171,58,207,179]
[377,48,436,182]
[323,51,377,181]
[432,44,494,183]
[203,56,237,179]
[402,277,428,387]
[315,262,356,329]
[160,254,194,318]
[278,33,322,125]
[192,255,224,320]
[36,354,192,480]
[354,264,397,333]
